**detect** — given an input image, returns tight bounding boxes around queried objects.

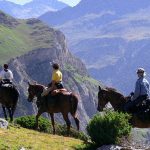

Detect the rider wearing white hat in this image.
[124,67,149,112]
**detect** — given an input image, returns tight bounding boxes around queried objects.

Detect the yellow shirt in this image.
[52,70,62,83]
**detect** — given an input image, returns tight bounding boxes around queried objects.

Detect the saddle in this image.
[134,98,150,114]
[51,88,72,96]
[137,97,150,106]
[0,79,13,88]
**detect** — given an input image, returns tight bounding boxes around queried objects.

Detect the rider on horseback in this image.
[51,63,64,90]
[124,68,149,112]
[0,64,13,85]
[41,63,64,96]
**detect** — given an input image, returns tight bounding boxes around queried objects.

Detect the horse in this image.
[0,84,19,121]
[97,86,150,128]
[27,82,80,135]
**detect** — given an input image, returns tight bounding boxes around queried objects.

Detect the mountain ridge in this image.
[39,0,150,26]
[0,0,68,18]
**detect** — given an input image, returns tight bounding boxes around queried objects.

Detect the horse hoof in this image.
[35,126,40,131]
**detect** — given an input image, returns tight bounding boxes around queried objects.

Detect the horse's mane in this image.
[106,87,117,92]
[36,83,45,88]
[31,83,46,90]
[105,87,124,98]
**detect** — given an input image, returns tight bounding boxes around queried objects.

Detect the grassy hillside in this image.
[0,125,83,150]
[0,11,55,65]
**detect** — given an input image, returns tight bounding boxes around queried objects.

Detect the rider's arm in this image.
[51,71,57,90]
[9,70,13,80]
[133,80,140,100]
[51,80,56,88]
[0,70,4,80]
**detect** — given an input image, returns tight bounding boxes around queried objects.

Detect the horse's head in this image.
[97,86,109,112]
[27,82,44,102]
[98,85,127,112]
[27,82,36,102]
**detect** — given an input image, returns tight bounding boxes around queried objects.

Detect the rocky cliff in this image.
[1,18,101,131]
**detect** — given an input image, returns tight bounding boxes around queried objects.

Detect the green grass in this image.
[74,73,99,86]
[0,125,83,150]
[0,19,55,65]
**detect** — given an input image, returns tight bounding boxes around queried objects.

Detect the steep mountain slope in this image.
[0,11,101,130]
[39,0,150,94]
[0,10,56,64]
[0,0,68,19]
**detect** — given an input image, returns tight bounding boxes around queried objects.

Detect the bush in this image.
[87,111,132,146]
[15,115,51,133]
[15,115,88,141]
[56,124,88,141]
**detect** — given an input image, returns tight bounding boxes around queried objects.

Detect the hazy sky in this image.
[6,0,81,6]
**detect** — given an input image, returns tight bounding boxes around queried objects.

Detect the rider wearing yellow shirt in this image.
[51,63,63,90]
[41,63,63,96]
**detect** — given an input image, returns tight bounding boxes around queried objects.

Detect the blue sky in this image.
[6,0,81,6]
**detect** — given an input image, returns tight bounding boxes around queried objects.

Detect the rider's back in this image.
[0,69,13,81]
[133,77,149,100]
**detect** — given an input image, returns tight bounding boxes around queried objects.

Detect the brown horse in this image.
[0,84,19,121]
[97,86,150,128]
[27,82,79,135]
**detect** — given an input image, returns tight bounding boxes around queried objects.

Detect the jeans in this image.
[124,95,148,112]
[55,82,64,89]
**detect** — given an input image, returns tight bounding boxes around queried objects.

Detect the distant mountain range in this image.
[0,0,69,18]
[39,0,150,94]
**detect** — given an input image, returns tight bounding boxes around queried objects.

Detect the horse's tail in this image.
[70,93,78,117]
[13,86,20,98]
[12,86,20,105]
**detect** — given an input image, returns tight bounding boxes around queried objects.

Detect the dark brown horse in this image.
[27,82,79,135]
[97,86,150,128]
[0,84,19,121]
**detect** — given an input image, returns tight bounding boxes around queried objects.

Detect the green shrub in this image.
[15,115,88,141]
[15,115,51,133]
[87,111,132,146]
[56,124,88,141]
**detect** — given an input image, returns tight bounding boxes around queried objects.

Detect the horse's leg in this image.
[62,113,71,136]
[2,106,7,120]
[11,106,16,122]
[7,107,13,122]
[11,102,18,122]
[35,109,43,130]
[72,114,79,131]
[50,113,55,135]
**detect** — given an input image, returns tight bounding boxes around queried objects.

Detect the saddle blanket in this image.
[1,84,13,88]
[51,89,72,96]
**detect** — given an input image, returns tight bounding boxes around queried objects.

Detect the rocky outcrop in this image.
[0,118,8,129]
[97,145,131,150]
[0,11,19,27]
[97,128,150,150]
